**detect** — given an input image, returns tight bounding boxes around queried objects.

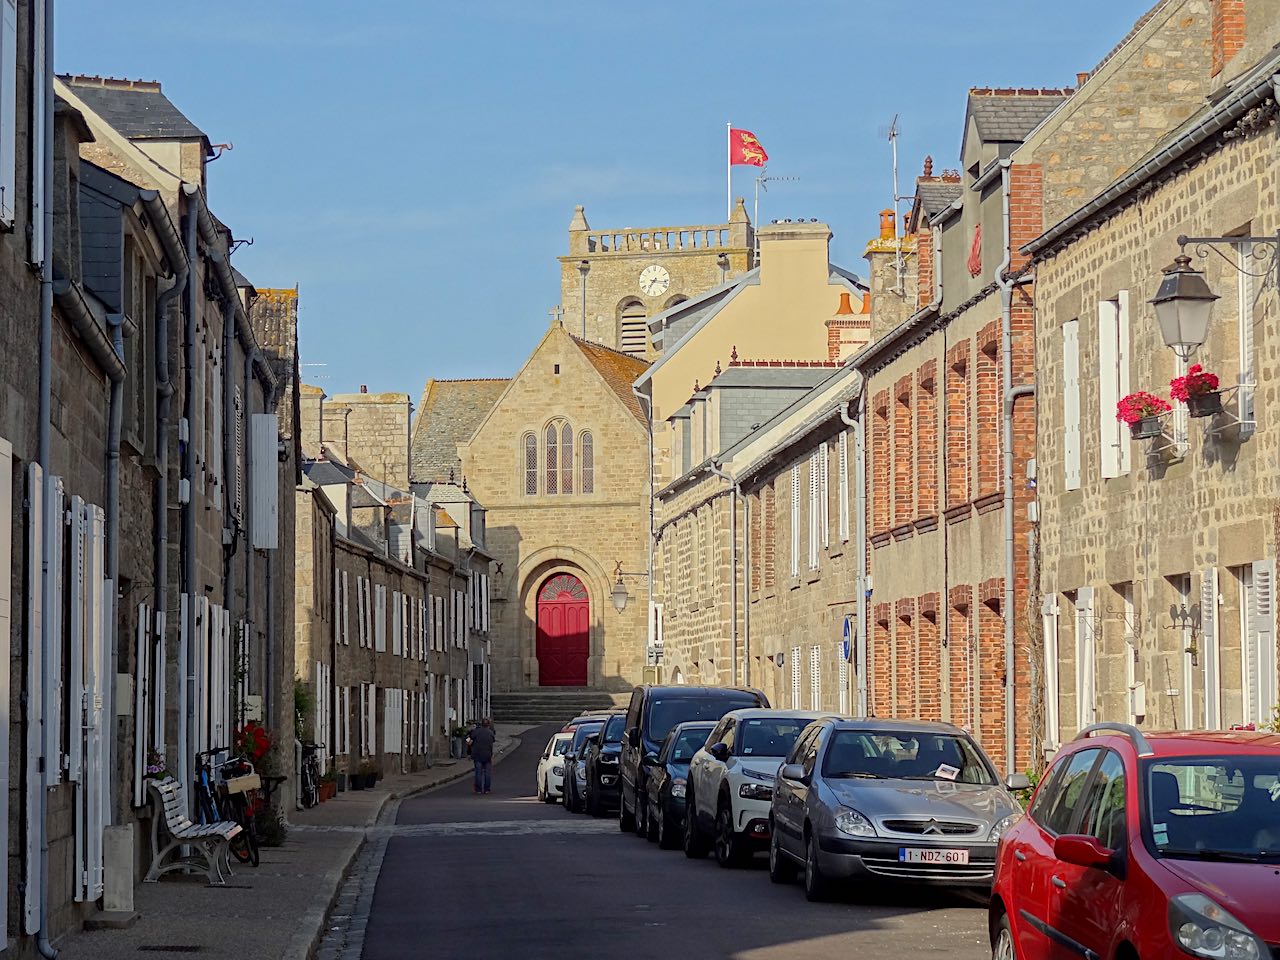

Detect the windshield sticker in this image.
[1153,824,1169,845]
[935,763,960,781]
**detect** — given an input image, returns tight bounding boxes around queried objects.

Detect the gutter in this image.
[1026,60,1280,260]
[707,462,740,686]
[178,203,198,806]
[839,400,865,716]
[930,196,963,229]
[51,280,126,382]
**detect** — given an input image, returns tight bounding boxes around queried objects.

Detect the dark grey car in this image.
[769,718,1027,901]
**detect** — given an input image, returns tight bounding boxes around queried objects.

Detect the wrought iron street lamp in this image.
[610,560,645,613]
[1149,253,1219,361]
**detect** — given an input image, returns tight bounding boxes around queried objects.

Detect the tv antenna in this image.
[753,167,800,257]
[301,361,330,383]
[879,115,908,293]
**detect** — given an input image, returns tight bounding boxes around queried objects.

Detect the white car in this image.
[536,733,574,803]
[685,709,830,867]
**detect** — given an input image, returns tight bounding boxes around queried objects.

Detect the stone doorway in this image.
[536,573,590,686]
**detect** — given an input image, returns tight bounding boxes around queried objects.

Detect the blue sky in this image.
[58,2,1147,394]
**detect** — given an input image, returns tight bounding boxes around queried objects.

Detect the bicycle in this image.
[299,741,323,809]
[219,754,262,867]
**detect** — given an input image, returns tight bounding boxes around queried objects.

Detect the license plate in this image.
[899,847,970,864]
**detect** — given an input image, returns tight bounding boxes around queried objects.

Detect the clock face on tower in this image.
[638,264,671,297]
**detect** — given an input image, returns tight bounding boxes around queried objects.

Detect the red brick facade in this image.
[945,340,970,509]
[1210,0,1245,77]
[916,361,937,521]
[871,391,890,537]
[893,376,914,529]
[976,321,1002,500]
[918,595,942,721]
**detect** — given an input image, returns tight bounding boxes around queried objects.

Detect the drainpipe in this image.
[997,158,1036,777]
[222,297,235,627]
[839,398,866,716]
[178,203,198,803]
[243,350,257,733]
[742,495,751,688]
[34,0,55,953]
[708,462,739,685]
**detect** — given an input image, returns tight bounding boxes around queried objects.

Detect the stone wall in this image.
[328,391,412,489]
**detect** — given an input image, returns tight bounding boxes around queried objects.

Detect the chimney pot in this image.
[879,209,896,240]
[923,155,934,177]
[862,291,872,313]
[1076,72,1089,87]
[835,292,855,316]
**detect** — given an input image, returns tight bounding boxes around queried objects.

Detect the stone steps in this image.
[490,689,631,724]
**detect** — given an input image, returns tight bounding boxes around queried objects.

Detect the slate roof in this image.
[967,91,1068,144]
[570,336,651,423]
[916,181,962,217]
[711,366,838,389]
[60,75,207,143]
[304,458,356,487]
[409,378,508,483]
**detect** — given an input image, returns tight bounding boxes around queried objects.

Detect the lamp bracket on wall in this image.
[1178,232,1280,289]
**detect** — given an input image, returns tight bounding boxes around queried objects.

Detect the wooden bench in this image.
[145,777,243,885]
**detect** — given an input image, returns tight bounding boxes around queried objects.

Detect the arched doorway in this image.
[536,573,590,686]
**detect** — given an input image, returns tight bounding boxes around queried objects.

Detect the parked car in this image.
[561,709,624,734]
[562,720,605,814]
[619,685,769,837]
[989,723,1280,960]
[583,713,626,816]
[646,720,717,849]
[536,732,574,803]
[686,709,831,867]
[769,718,1024,901]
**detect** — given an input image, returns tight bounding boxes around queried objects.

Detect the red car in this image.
[990,723,1280,960]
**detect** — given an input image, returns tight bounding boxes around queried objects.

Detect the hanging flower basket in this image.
[1129,416,1164,440]
[1116,391,1171,438]
[1171,364,1221,418]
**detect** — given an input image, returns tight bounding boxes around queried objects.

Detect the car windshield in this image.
[669,726,713,762]
[738,717,812,758]
[552,738,573,757]
[1145,756,1280,862]
[647,695,760,743]
[603,715,625,743]
[821,731,996,785]
[571,724,603,755]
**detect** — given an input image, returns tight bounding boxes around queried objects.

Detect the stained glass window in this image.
[581,432,594,494]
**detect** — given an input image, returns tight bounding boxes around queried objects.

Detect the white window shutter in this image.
[374,584,386,652]
[1201,568,1221,728]
[367,684,377,757]
[43,475,64,779]
[24,463,43,935]
[1116,291,1131,474]
[790,645,801,709]
[820,445,830,549]
[0,0,18,226]
[1075,586,1096,730]
[68,496,85,785]
[1097,301,1121,479]
[212,347,223,492]
[27,0,44,263]
[809,644,822,710]
[1248,559,1276,726]
[250,414,279,549]
[1061,321,1082,490]
[838,431,849,542]
[391,591,402,656]
[1237,243,1257,437]
[233,385,244,520]
[1041,594,1060,748]
[790,465,800,578]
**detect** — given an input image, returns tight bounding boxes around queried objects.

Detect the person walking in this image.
[467,718,496,794]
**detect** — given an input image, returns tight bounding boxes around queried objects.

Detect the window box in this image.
[1186,390,1222,419]
[1129,416,1164,440]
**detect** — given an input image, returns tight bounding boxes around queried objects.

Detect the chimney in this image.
[1211,0,1245,78]
[826,291,871,362]
[360,384,368,394]
[1076,71,1089,87]
[755,218,832,287]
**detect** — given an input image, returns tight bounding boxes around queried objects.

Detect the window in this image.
[1201,567,1222,728]
[560,422,573,494]
[580,432,594,493]
[790,645,801,708]
[1062,320,1081,490]
[1238,560,1276,726]
[1041,594,1060,748]
[0,0,16,225]
[619,299,648,357]
[523,433,537,495]
[1037,748,1101,836]
[809,644,822,709]
[1097,293,1131,478]
[1118,582,1138,723]
[544,422,558,495]
[1076,750,1126,851]
[1235,238,1258,436]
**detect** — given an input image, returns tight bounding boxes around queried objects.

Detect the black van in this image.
[618,685,768,835]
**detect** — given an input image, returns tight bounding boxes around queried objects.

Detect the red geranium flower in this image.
[234,721,272,761]
[1116,391,1171,425]
[1170,364,1219,403]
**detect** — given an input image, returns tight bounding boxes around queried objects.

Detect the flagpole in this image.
[726,121,732,221]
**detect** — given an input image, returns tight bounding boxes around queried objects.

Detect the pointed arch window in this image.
[545,422,559,494]
[523,432,537,495]
[581,432,594,494]
[561,422,574,493]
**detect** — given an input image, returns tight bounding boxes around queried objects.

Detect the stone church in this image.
[410,205,753,693]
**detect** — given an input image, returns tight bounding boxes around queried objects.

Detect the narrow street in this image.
[361,725,991,959]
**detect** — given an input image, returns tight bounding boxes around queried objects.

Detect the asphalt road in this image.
[363,723,992,960]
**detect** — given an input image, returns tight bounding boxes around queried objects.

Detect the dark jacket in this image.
[468,725,496,762]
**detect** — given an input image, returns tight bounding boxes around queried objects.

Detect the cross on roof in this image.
[548,304,565,326]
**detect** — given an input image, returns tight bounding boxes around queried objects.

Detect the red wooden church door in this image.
[536,574,590,686]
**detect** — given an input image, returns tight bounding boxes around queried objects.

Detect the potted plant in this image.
[319,770,337,802]
[1116,391,1172,439]
[144,749,171,781]
[349,762,365,791]
[358,759,379,789]
[1170,363,1221,418]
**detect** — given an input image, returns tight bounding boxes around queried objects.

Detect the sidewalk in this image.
[57,726,526,960]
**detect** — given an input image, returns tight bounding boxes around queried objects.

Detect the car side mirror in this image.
[1005,773,1031,791]
[1053,834,1114,870]
[628,727,640,748]
[642,752,660,767]
[779,763,808,784]
[708,742,731,763]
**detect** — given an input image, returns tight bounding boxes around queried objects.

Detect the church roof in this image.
[410,378,509,483]
[570,337,651,423]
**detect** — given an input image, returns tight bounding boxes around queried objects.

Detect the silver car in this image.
[769,718,1027,901]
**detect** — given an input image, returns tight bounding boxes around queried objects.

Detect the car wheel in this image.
[803,831,834,902]
[992,912,1016,960]
[585,783,600,817]
[645,800,660,842]
[769,823,796,883]
[537,777,546,802]
[657,808,679,850]
[634,792,649,837]
[683,793,710,859]
[542,777,558,804]
[714,802,747,869]
[619,788,636,832]
[568,780,580,814]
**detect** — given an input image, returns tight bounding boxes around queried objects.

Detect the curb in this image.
[298,734,523,960]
